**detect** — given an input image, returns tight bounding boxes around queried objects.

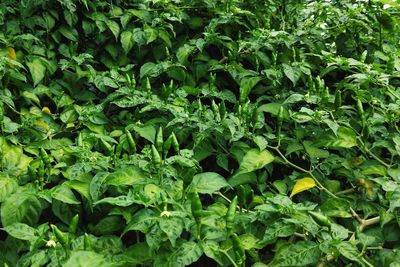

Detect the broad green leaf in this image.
[27,57,46,86]
[2,223,37,241]
[58,26,78,41]
[121,31,134,54]
[1,192,42,226]
[258,103,290,119]
[169,241,203,267]
[159,217,184,247]
[106,20,120,40]
[238,149,274,174]
[335,242,364,265]
[190,172,229,194]
[0,175,18,202]
[64,251,107,267]
[90,172,109,202]
[51,184,81,204]
[132,124,156,143]
[283,63,301,86]
[258,220,297,247]
[271,241,321,266]
[140,62,158,78]
[176,44,195,65]
[228,172,257,187]
[290,177,317,198]
[239,76,262,102]
[324,126,357,148]
[106,166,146,186]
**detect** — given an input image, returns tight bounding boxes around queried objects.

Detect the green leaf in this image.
[169,241,203,267]
[283,64,301,86]
[2,223,37,241]
[190,172,229,194]
[0,175,18,203]
[59,26,78,41]
[176,44,195,65]
[1,192,42,226]
[64,251,107,267]
[159,217,184,247]
[324,126,358,148]
[51,184,81,204]
[335,242,364,265]
[27,57,46,86]
[106,20,120,40]
[238,149,274,174]
[132,124,156,143]
[121,31,134,54]
[239,76,262,102]
[271,241,321,266]
[106,166,146,186]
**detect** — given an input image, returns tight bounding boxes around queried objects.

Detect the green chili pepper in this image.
[211,100,221,122]
[0,100,4,123]
[151,144,162,167]
[356,99,365,122]
[163,134,173,158]
[197,99,203,113]
[84,233,92,250]
[171,132,179,154]
[226,196,238,234]
[308,211,331,227]
[100,138,113,155]
[334,89,342,110]
[51,224,69,250]
[237,185,246,209]
[124,129,136,154]
[190,192,203,222]
[77,132,83,147]
[322,86,330,103]
[156,126,163,153]
[145,77,151,94]
[232,233,246,266]
[219,100,227,119]
[40,148,50,167]
[37,160,45,178]
[69,214,79,235]
[115,141,124,159]
[277,105,284,128]
[307,75,315,92]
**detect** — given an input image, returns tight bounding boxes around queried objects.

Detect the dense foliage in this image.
[1,0,400,266]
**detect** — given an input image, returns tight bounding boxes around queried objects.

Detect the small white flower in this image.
[46,240,57,248]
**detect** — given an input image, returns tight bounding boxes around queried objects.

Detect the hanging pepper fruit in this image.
[219,100,227,120]
[151,144,162,168]
[124,129,136,154]
[226,196,238,235]
[51,224,69,250]
[307,75,315,92]
[232,233,246,266]
[145,77,151,95]
[237,185,246,209]
[40,148,51,167]
[69,214,79,235]
[197,98,203,114]
[171,132,179,154]
[334,89,342,110]
[100,138,113,155]
[190,192,203,223]
[356,98,365,123]
[308,211,331,227]
[77,132,83,147]
[156,126,163,153]
[37,160,45,179]
[84,233,92,250]
[161,83,168,99]
[0,100,4,123]
[211,100,221,122]
[163,134,173,159]
[277,105,284,129]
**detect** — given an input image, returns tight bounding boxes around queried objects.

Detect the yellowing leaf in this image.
[7,47,17,61]
[290,177,316,198]
[42,106,52,115]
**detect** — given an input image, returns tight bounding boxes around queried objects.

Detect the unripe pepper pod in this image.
[163,134,173,158]
[356,99,365,122]
[211,100,221,122]
[226,196,238,234]
[156,126,163,153]
[277,105,284,128]
[84,233,92,250]
[151,144,162,167]
[100,138,113,155]
[171,132,179,154]
[51,224,69,249]
[0,100,4,123]
[219,100,227,119]
[190,192,203,223]
[232,233,246,266]
[308,211,331,227]
[69,214,79,235]
[124,129,136,154]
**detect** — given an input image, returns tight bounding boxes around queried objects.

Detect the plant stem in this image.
[220,249,239,267]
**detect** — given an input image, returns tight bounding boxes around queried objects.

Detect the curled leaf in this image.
[290,177,316,198]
